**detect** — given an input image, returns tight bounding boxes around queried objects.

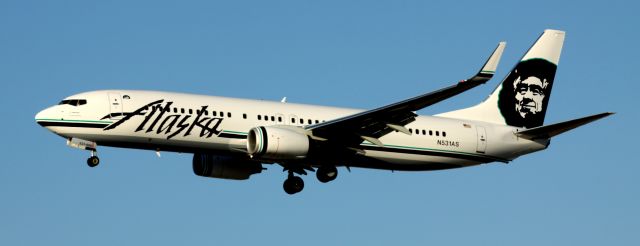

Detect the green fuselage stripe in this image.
[361,143,483,158]
[222,130,248,135]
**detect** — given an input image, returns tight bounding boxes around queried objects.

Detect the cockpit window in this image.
[59,99,87,106]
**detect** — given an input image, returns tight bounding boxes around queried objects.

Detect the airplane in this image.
[35,29,612,194]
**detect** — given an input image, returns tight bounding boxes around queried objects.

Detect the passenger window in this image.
[291,118,296,123]
[213,111,217,116]
[204,110,208,116]
[181,108,185,114]
[173,108,178,113]
[227,112,231,118]
[315,120,319,124]
[422,130,426,135]
[278,116,282,122]
[189,109,193,114]
[220,112,224,117]
[436,131,440,136]
[300,119,304,124]
[264,115,269,121]
[243,114,247,119]
[165,107,170,112]
[429,130,433,136]
[443,132,447,137]
[308,119,312,124]
[258,115,262,120]
[409,128,413,133]
[271,116,275,121]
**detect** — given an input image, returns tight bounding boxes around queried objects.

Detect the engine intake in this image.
[247,126,310,159]
[193,154,262,180]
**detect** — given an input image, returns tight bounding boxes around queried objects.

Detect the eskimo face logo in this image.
[513,75,549,118]
[498,59,556,128]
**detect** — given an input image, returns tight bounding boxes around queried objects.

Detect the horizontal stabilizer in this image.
[516,112,614,140]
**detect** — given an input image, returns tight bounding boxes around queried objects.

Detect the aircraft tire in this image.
[316,165,338,183]
[87,156,100,167]
[283,176,304,194]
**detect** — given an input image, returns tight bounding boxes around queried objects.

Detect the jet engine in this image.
[246,126,310,159]
[192,154,262,180]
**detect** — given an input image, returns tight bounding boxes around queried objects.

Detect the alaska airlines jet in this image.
[35,30,612,194]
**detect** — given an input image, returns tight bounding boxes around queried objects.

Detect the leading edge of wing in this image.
[306,42,506,135]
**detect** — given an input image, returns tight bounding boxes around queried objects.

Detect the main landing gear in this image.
[316,165,338,183]
[283,172,304,195]
[281,165,339,195]
[86,150,100,167]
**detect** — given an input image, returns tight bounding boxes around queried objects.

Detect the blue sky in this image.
[1,0,638,245]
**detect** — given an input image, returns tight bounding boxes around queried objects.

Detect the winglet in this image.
[473,41,506,80]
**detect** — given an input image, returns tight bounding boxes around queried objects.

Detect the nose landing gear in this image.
[86,150,100,167]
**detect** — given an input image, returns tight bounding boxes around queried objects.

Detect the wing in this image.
[306,42,506,147]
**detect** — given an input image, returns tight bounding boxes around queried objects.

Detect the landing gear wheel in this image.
[316,165,338,183]
[283,176,304,195]
[87,156,100,167]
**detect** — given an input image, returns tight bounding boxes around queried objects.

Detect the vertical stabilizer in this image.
[438,30,565,128]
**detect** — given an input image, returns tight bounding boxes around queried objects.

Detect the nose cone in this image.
[35,109,45,122]
[35,106,58,128]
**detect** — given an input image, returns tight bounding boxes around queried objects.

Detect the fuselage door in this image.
[108,93,123,119]
[476,126,487,153]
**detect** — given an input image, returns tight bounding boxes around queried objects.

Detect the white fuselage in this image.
[35,90,549,171]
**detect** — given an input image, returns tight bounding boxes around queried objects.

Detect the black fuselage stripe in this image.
[37,121,109,129]
[361,145,505,163]
[218,133,246,139]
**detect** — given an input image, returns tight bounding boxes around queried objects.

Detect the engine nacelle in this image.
[247,126,310,159]
[192,154,262,180]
